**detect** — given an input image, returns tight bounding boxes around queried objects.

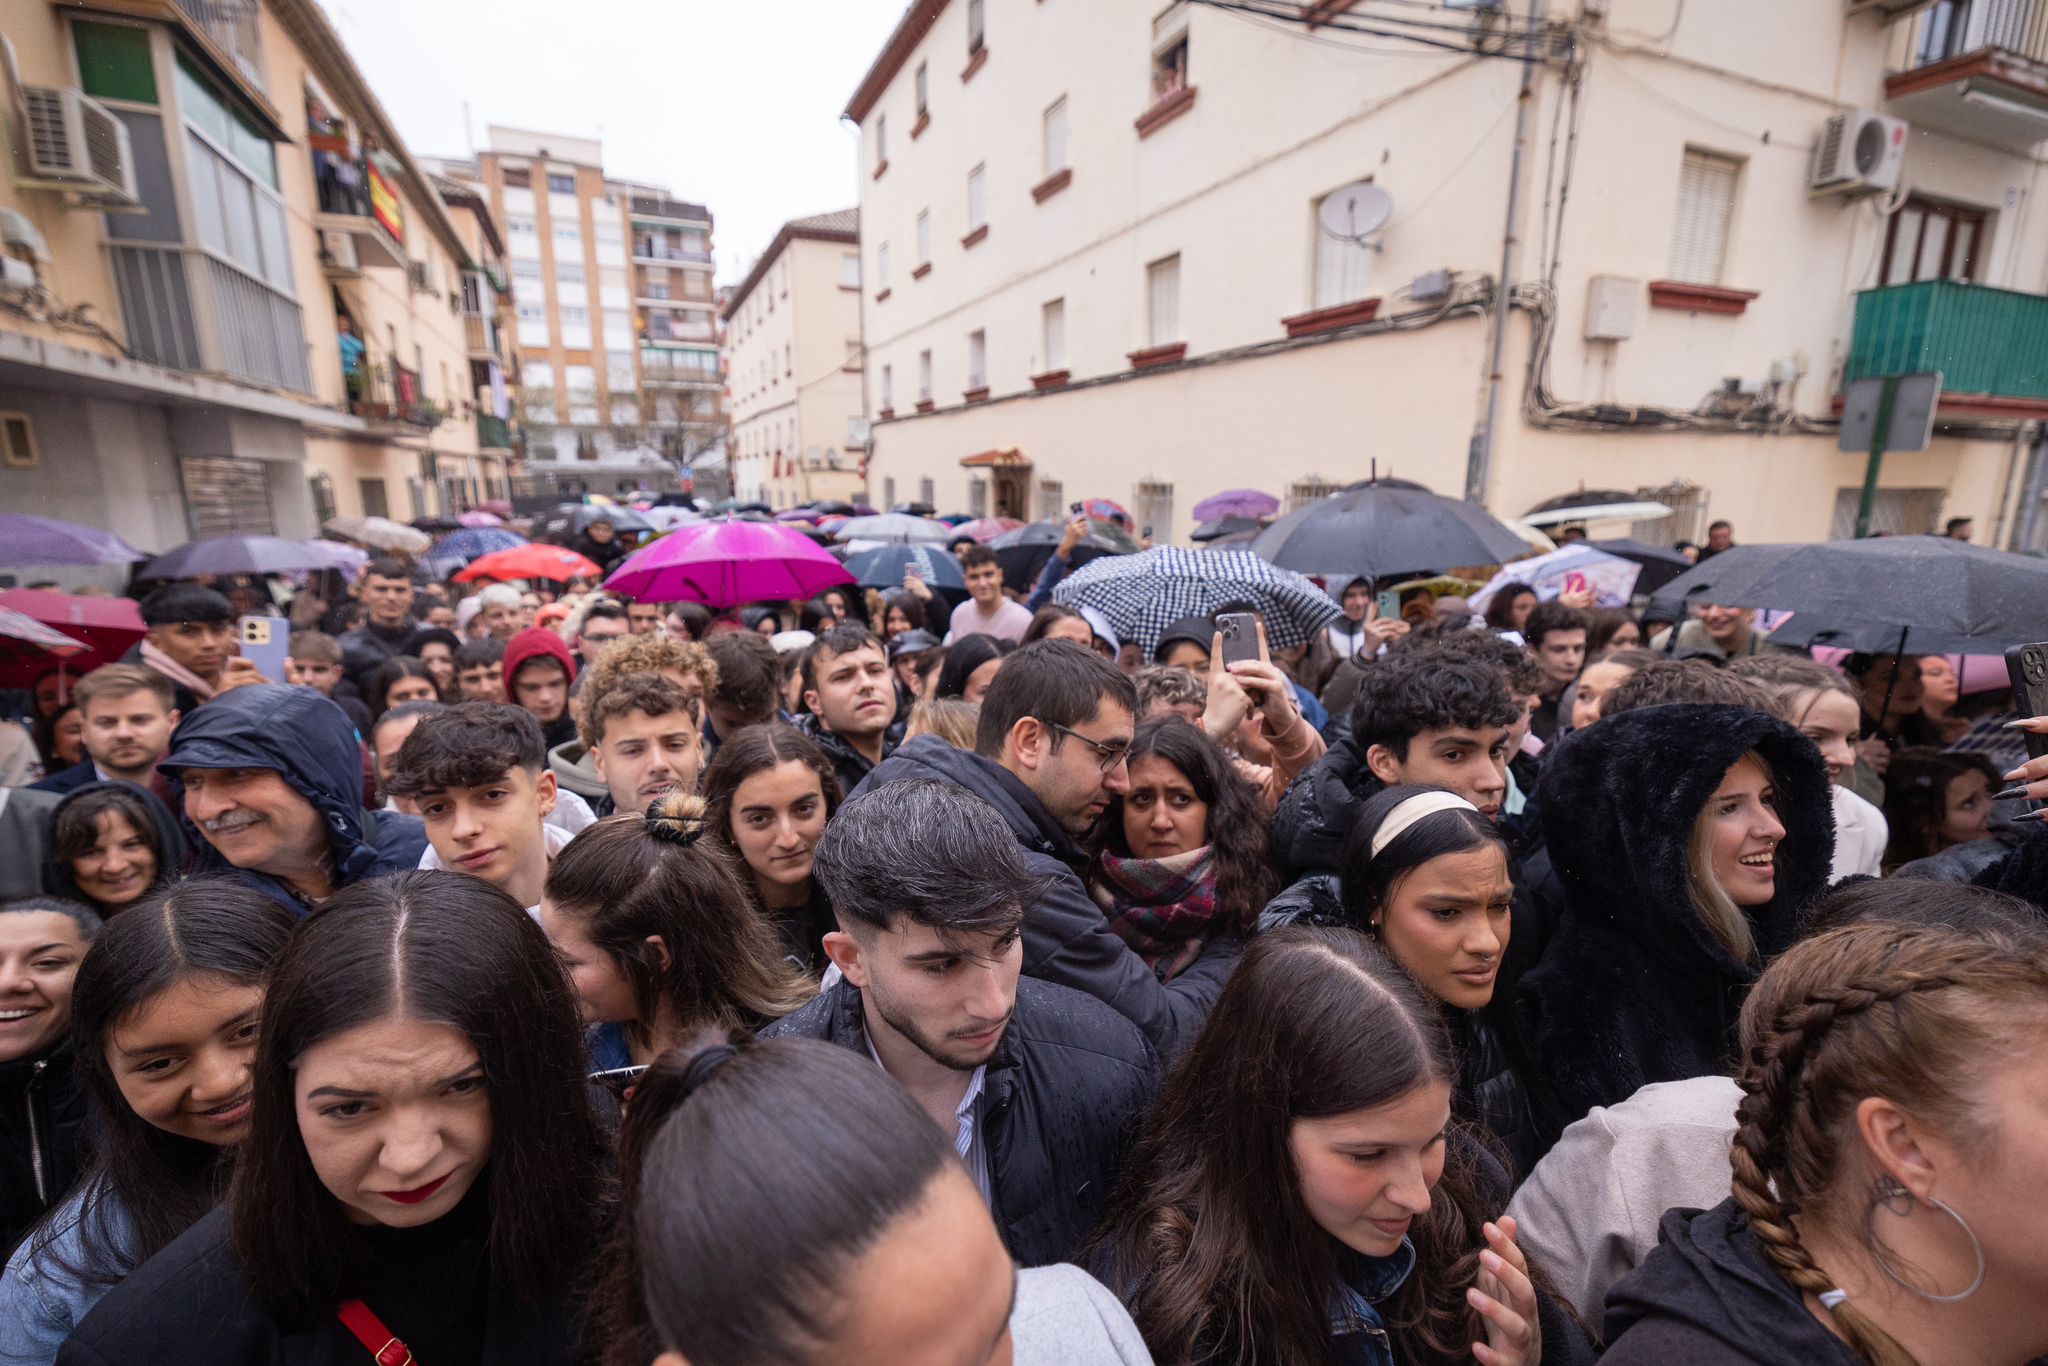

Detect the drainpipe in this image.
[2015,423,2048,552]
[1465,0,1545,507]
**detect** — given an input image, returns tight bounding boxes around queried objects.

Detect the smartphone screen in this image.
[237,615,291,683]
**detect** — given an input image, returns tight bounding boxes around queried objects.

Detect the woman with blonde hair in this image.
[1730,654,1889,880]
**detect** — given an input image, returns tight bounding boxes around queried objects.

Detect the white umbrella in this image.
[1520,500,1671,528]
[324,515,432,554]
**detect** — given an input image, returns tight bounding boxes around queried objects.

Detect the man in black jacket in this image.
[853,640,1235,1058]
[764,780,1155,1267]
[337,558,418,695]
[793,622,902,796]
[0,894,99,1250]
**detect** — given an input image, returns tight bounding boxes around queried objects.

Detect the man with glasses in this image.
[854,639,1238,1057]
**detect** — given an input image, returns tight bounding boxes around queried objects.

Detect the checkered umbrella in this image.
[1051,546,1340,657]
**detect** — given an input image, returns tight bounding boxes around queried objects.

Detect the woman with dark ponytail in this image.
[1603,921,2048,1365]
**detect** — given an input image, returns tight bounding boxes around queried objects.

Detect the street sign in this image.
[1842,371,1942,538]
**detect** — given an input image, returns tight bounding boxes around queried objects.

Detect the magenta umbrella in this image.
[603,518,854,608]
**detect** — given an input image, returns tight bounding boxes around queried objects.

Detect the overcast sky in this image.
[323,0,907,284]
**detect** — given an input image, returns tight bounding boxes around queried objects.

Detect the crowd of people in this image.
[1,508,2045,1366]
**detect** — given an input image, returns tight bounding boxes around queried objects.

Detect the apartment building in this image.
[453,127,722,503]
[0,0,509,562]
[723,209,867,507]
[848,0,2048,547]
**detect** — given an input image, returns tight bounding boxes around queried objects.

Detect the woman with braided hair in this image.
[1602,920,2048,1364]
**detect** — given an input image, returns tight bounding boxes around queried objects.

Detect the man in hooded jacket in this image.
[159,685,426,913]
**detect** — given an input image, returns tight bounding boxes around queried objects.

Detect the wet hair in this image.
[578,635,719,747]
[812,780,1043,941]
[589,672,702,748]
[39,880,291,1291]
[1583,607,1643,657]
[582,599,629,631]
[973,638,1134,757]
[72,663,175,713]
[1730,921,2048,1366]
[35,700,81,770]
[706,631,782,722]
[1602,659,1772,716]
[1801,877,2048,939]
[1339,784,1509,936]
[701,723,844,876]
[903,697,978,749]
[1350,645,1520,760]
[384,701,546,797]
[1522,601,1588,652]
[1423,630,1545,700]
[1020,603,1086,645]
[875,589,927,635]
[1134,664,1206,716]
[286,630,341,664]
[544,794,814,1053]
[1880,748,2001,872]
[455,636,506,670]
[49,785,171,909]
[800,622,885,694]
[360,557,411,584]
[1103,716,1278,934]
[933,632,1009,701]
[957,543,1000,574]
[1482,583,1536,631]
[139,583,233,628]
[1727,655,1858,726]
[1093,927,1505,1365]
[366,655,439,718]
[232,870,605,1320]
[627,1034,962,1366]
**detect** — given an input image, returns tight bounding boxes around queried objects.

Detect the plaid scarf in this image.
[1093,845,1220,982]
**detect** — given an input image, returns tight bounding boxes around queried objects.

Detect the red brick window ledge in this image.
[911,262,932,280]
[961,47,989,83]
[1282,297,1381,338]
[875,287,892,303]
[1030,369,1071,390]
[872,159,888,181]
[962,386,990,403]
[911,111,931,139]
[1127,342,1187,370]
[1135,86,1197,139]
[1031,167,1072,203]
[1647,281,1758,316]
[877,407,896,420]
[914,398,936,413]
[961,224,989,249]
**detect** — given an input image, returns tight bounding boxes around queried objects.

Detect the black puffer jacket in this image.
[853,736,1237,1057]
[0,1042,87,1254]
[1270,733,1384,880]
[792,711,904,800]
[1515,705,1833,1148]
[763,976,1157,1267]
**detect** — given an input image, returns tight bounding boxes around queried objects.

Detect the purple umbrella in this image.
[0,514,147,567]
[142,535,338,579]
[1192,489,1280,522]
[603,518,854,608]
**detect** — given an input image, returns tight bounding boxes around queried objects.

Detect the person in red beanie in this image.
[503,627,579,751]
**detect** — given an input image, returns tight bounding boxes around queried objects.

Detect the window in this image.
[553,223,583,245]
[1044,97,1069,175]
[885,476,898,508]
[968,0,986,53]
[1037,478,1065,520]
[916,62,930,115]
[1881,194,1987,285]
[876,114,888,168]
[513,259,543,285]
[547,173,575,194]
[556,260,586,285]
[845,338,863,372]
[881,363,894,409]
[919,476,936,505]
[501,166,531,189]
[1042,298,1066,372]
[1668,148,1741,286]
[969,475,989,517]
[918,349,933,402]
[524,360,555,388]
[508,214,537,237]
[607,353,635,389]
[1312,188,1373,309]
[878,242,893,291]
[787,345,795,377]
[916,210,932,265]
[1147,254,1181,346]
[1134,481,1174,541]
[967,329,987,390]
[967,165,987,231]
[841,252,861,287]
[1152,4,1191,101]
[1286,477,1341,512]
[1829,486,1943,538]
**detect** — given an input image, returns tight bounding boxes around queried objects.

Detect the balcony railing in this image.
[463,312,500,358]
[1890,0,2048,149]
[1846,278,2048,402]
[172,0,265,93]
[632,242,714,266]
[477,413,512,449]
[110,243,311,393]
[1913,0,2048,66]
[312,150,406,268]
[630,195,711,224]
[344,350,447,430]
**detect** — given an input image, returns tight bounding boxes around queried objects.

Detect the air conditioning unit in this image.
[1810,110,1908,198]
[407,259,431,293]
[14,84,138,208]
[320,229,361,274]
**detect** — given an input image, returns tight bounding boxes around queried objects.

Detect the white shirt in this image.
[865,1027,993,1203]
[1831,783,1889,881]
[418,821,574,920]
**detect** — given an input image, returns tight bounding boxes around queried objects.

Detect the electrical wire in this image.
[1188,0,1556,59]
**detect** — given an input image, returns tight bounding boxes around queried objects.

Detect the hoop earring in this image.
[1868,1187,1985,1303]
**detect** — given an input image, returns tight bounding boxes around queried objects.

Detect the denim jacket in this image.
[0,1180,132,1366]
[1327,1238,1417,1366]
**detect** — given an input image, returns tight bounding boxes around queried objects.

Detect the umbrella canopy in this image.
[774,508,821,523]
[890,501,938,516]
[604,518,855,608]
[0,514,147,567]
[951,517,1025,544]
[410,516,463,533]
[842,543,967,592]
[478,499,514,516]
[323,515,433,554]
[1191,515,1263,543]
[1653,537,2048,656]
[991,518,1140,593]
[1192,489,1280,522]
[1589,538,1694,595]
[142,535,336,580]
[422,527,529,577]
[710,499,775,515]
[1052,546,1340,657]
[1081,497,1132,528]
[457,509,505,528]
[832,513,955,545]
[0,608,91,687]
[1251,484,1530,580]
[1522,489,1673,527]
[453,544,603,584]
[640,506,707,534]
[0,589,146,679]
[1470,545,1643,613]
[309,539,369,574]
[528,503,653,543]
[812,500,859,517]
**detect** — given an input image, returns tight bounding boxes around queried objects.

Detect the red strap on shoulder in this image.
[337,1300,416,1366]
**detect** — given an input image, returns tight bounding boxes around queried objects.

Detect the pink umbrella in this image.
[1810,645,2008,694]
[604,518,854,608]
[953,517,1025,544]
[457,510,505,528]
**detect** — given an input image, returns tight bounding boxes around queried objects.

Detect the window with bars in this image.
[1134,481,1174,541]
[1830,486,1944,539]
[1286,477,1341,512]
[1630,480,1711,546]
[1151,3,1191,101]
[920,476,935,506]
[967,330,986,390]
[357,477,389,519]
[1668,148,1741,286]
[917,210,932,265]
[881,364,894,410]
[878,242,892,291]
[1038,478,1066,520]
[885,476,898,508]
[918,350,934,402]
[969,476,989,517]
[1881,194,1988,285]
[1147,254,1181,347]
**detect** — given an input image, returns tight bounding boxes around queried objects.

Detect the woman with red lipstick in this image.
[55,871,607,1366]
[3,880,292,1365]
[1087,716,1277,981]
[1091,927,1593,1366]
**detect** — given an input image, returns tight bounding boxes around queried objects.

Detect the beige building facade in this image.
[847,0,2048,547]
[723,209,868,507]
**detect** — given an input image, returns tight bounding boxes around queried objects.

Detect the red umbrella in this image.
[0,589,147,686]
[453,545,602,583]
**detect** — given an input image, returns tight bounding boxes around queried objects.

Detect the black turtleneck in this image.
[346,1180,493,1366]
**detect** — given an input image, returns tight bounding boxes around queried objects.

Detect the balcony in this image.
[477,413,512,450]
[109,243,312,393]
[172,0,265,94]
[632,241,714,267]
[1887,0,2048,150]
[312,150,407,269]
[344,353,447,433]
[463,312,501,360]
[1846,278,2048,415]
[629,195,711,226]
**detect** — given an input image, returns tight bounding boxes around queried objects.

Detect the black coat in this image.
[852,736,1238,1058]
[1515,705,1834,1149]
[763,976,1157,1267]
[1270,732,1384,881]
[28,759,98,795]
[0,1042,86,1254]
[336,621,413,697]
[792,711,903,800]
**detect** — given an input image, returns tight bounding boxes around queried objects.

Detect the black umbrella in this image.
[1251,482,1529,580]
[1191,515,1262,543]
[891,501,938,516]
[1589,538,1694,596]
[1652,536,2048,656]
[531,503,653,543]
[990,518,1140,594]
[842,543,967,592]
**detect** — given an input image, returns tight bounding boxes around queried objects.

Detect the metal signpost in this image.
[1840,371,1941,539]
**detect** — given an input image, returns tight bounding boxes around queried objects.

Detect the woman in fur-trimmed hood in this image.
[1515,703,1834,1151]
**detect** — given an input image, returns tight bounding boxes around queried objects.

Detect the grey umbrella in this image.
[1250,481,1530,580]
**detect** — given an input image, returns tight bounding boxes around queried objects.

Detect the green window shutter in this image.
[73,21,157,105]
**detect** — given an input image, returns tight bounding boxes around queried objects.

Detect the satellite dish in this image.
[1318,182,1394,243]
